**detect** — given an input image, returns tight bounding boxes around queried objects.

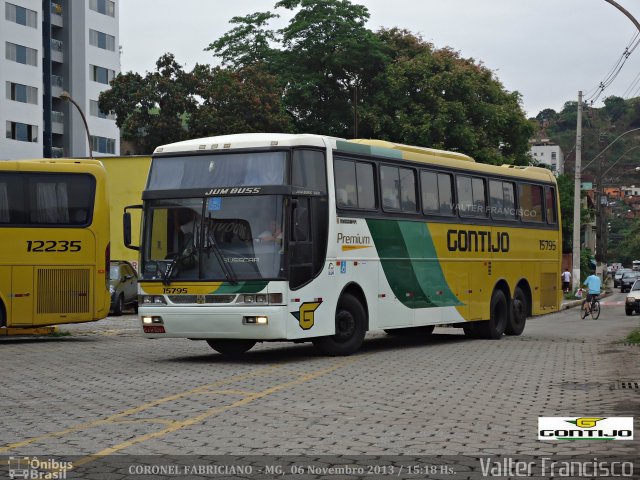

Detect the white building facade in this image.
[1,0,120,160]
[529,141,564,174]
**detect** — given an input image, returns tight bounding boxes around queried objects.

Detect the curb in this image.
[560,291,613,310]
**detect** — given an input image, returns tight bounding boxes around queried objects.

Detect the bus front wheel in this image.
[313,293,366,356]
[505,287,527,336]
[206,339,256,356]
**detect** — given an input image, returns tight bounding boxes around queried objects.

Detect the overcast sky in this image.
[120,0,640,118]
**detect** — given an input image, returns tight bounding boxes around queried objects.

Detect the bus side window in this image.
[334,159,357,207]
[545,186,557,224]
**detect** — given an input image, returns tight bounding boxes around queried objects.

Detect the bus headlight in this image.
[140,295,167,305]
[241,294,282,304]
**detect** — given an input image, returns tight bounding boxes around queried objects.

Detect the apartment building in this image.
[529,139,564,174]
[1,0,120,159]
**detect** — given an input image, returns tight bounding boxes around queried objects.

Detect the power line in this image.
[584,30,640,104]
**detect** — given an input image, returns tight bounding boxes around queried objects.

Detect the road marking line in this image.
[69,358,355,469]
[0,364,282,453]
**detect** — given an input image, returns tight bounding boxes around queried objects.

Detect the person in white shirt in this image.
[561,268,571,293]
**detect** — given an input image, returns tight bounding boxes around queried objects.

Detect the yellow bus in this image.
[0,159,111,329]
[125,134,561,356]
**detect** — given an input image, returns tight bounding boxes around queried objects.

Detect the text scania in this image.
[447,229,509,253]
[205,187,261,196]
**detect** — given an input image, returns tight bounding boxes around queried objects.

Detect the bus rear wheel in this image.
[465,290,508,340]
[206,339,256,356]
[505,287,527,336]
[313,293,366,356]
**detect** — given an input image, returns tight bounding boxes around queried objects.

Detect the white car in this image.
[625,280,640,316]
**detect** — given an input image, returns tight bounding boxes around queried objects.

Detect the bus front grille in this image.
[37,268,91,314]
[168,295,236,304]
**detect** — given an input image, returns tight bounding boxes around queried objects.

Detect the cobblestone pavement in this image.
[1,292,638,464]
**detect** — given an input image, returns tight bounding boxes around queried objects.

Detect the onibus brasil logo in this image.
[538,417,634,440]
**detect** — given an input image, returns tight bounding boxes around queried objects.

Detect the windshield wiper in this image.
[205,217,238,285]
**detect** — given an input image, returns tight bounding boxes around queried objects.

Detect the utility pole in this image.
[572,91,582,291]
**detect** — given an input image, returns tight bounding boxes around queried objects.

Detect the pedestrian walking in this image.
[561,268,571,293]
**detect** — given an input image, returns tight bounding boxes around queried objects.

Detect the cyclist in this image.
[582,271,602,317]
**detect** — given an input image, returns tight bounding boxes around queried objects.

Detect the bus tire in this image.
[385,326,435,336]
[474,289,508,339]
[505,287,527,336]
[625,306,633,316]
[206,339,256,356]
[313,293,366,356]
[113,295,124,316]
[0,302,5,328]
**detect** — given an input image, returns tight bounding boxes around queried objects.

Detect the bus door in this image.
[11,266,34,326]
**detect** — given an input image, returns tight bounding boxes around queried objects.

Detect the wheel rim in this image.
[513,297,526,324]
[335,309,355,343]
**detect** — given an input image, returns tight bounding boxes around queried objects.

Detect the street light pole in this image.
[60,90,93,160]
[572,91,583,291]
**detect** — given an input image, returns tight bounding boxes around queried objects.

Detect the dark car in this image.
[109,260,138,315]
[620,271,640,293]
[614,268,631,287]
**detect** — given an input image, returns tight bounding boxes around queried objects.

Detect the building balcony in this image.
[51,75,64,97]
[51,3,63,27]
[51,39,63,63]
[51,110,64,135]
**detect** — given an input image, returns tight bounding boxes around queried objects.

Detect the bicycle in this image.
[580,295,601,320]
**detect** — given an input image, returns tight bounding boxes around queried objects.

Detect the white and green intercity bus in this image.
[124,133,562,356]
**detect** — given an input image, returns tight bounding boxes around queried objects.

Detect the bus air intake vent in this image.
[37,268,90,314]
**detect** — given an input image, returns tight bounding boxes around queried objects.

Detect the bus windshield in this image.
[142,195,285,282]
[147,152,286,191]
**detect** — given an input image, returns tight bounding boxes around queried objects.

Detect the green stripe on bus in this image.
[367,219,462,309]
[336,141,403,160]
[213,281,268,294]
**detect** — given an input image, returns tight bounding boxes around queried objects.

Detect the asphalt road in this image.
[1,292,638,478]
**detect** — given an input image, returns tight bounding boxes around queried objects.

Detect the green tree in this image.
[99,53,197,153]
[206,12,280,69]
[556,174,574,253]
[360,29,534,165]
[274,0,389,136]
[603,95,628,124]
[188,64,292,137]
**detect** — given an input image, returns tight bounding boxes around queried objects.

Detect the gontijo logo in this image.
[291,301,322,330]
[538,417,634,440]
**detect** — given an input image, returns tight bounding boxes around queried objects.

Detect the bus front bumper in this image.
[138,305,290,340]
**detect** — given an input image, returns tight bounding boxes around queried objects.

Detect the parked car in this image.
[614,268,631,288]
[620,271,640,293]
[109,260,138,315]
[625,280,640,316]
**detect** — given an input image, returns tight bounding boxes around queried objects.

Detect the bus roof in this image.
[153,133,557,184]
[0,158,104,168]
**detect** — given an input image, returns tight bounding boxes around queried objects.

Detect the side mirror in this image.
[123,205,142,251]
